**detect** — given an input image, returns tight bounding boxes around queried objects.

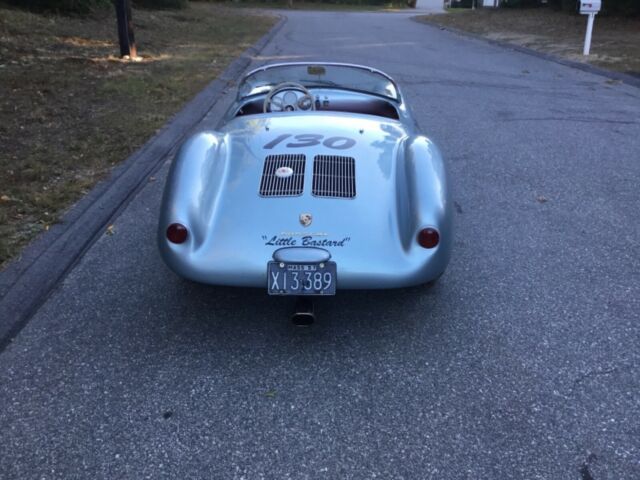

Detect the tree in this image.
[114,0,137,58]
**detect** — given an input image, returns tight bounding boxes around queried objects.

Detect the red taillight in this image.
[417,227,439,249]
[166,223,188,244]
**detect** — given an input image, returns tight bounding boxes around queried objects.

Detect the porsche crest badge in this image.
[275,166,294,178]
[299,213,312,227]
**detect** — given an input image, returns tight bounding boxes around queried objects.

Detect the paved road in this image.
[2,10,639,480]
[414,0,444,12]
[416,0,444,14]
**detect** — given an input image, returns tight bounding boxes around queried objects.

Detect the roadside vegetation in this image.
[450,0,638,15]
[419,7,640,76]
[0,2,276,267]
[6,0,409,13]
[503,0,638,16]
[229,1,408,11]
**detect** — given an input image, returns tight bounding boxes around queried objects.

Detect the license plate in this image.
[267,261,337,296]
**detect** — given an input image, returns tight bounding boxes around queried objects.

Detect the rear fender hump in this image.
[158,131,227,253]
[402,135,452,258]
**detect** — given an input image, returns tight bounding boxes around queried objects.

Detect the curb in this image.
[0,15,286,351]
[412,16,640,89]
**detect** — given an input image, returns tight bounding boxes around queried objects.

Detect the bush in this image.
[602,0,640,15]
[133,0,189,8]
[546,0,577,11]
[5,0,110,13]
[196,0,406,5]
[545,0,638,15]
[5,0,190,12]
[449,0,473,7]
[501,0,541,7]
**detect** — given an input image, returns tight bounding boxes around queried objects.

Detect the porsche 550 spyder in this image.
[158,63,451,303]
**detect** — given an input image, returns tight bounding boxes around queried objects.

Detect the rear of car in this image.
[158,112,451,293]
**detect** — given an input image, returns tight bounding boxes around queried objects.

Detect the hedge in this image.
[488,0,639,15]
[4,0,188,12]
[133,0,188,8]
[197,0,408,5]
[5,0,111,12]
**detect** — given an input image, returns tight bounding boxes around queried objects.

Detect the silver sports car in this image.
[158,63,452,314]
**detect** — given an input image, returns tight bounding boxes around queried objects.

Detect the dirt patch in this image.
[0,3,276,267]
[418,8,640,76]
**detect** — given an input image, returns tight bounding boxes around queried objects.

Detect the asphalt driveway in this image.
[1,10,639,480]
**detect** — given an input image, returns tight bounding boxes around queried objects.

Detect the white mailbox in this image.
[579,0,601,14]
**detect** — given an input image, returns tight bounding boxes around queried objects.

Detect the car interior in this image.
[234,88,400,121]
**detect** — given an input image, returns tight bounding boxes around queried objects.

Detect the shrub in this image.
[449,0,473,7]
[5,0,110,13]
[5,0,190,12]
[546,0,577,11]
[194,0,406,5]
[603,0,640,15]
[133,0,189,8]
[501,0,541,7]
[545,0,638,15]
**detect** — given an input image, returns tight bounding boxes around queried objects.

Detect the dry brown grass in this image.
[418,8,640,76]
[0,3,276,267]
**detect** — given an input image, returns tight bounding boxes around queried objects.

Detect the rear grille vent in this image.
[312,155,356,199]
[259,154,306,197]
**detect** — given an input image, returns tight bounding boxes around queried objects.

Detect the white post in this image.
[583,12,595,56]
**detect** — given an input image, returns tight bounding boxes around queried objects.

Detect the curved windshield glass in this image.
[239,63,400,102]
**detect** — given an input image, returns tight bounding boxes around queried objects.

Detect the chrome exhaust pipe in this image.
[292,297,314,326]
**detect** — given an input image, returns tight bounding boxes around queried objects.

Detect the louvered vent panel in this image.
[259,154,306,197]
[312,155,356,199]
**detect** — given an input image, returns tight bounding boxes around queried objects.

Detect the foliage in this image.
[500,0,540,7]
[497,0,639,15]
[4,0,190,13]
[197,0,406,5]
[4,0,110,13]
[133,0,189,8]
[449,0,473,7]
[599,0,639,15]
[545,0,578,11]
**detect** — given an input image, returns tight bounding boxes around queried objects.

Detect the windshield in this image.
[238,63,400,102]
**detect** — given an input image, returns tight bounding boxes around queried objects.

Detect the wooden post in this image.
[114,0,137,59]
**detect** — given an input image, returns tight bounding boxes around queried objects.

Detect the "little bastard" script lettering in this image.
[262,235,351,247]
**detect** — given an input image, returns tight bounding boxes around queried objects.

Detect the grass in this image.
[417,8,640,76]
[0,2,276,267]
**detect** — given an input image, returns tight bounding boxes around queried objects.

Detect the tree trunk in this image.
[125,0,137,58]
[114,0,137,59]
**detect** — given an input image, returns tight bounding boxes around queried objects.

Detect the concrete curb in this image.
[412,16,640,89]
[0,15,286,350]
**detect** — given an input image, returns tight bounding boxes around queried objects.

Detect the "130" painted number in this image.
[263,134,356,150]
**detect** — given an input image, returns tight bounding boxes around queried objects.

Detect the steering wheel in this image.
[263,82,316,113]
